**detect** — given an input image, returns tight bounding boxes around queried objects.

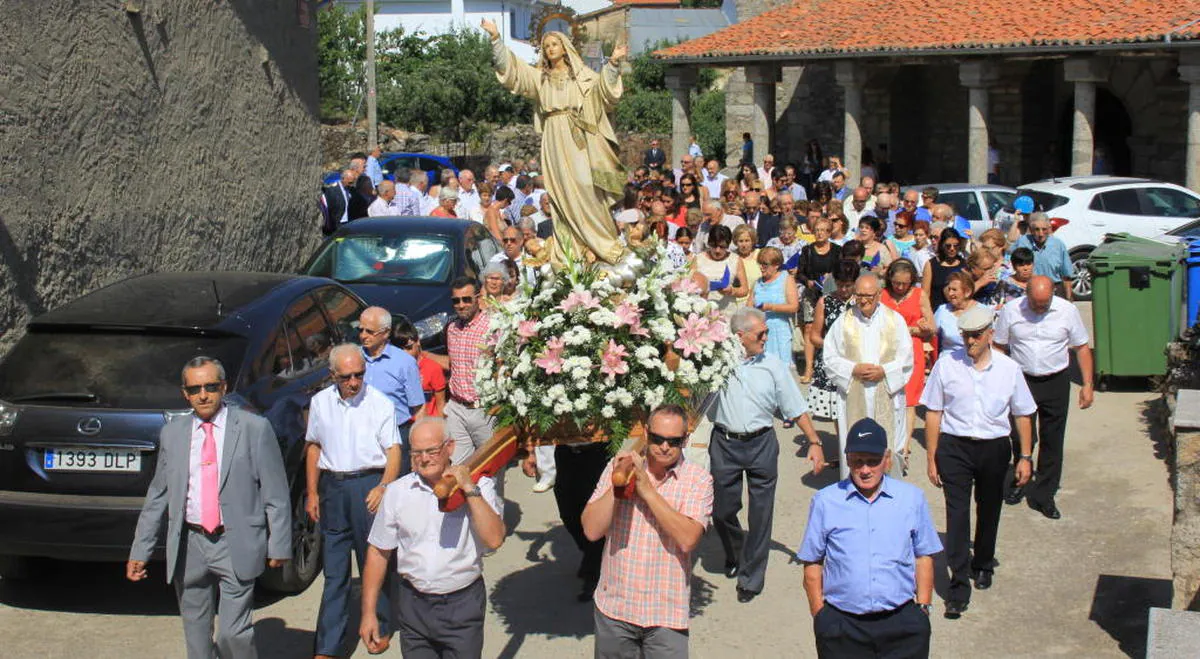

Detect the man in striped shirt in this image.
[582,404,714,658]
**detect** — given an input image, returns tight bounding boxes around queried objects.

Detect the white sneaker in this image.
[532,475,555,493]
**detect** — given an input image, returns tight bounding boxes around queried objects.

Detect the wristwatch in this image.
[463,487,482,498]
[1019,454,1033,462]
[916,602,931,615]
[810,439,822,447]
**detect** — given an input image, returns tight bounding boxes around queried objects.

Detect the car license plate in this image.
[44,447,142,472]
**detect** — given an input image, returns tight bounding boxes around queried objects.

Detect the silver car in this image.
[901,183,1019,237]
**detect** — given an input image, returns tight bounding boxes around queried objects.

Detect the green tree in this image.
[691,89,726,163]
[613,41,721,143]
[316,4,367,121]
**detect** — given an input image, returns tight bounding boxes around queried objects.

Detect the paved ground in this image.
[0,304,1177,658]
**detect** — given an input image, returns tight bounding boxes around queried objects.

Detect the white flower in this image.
[542,313,565,328]
[563,326,592,346]
[574,393,591,411]
[601,405,616,418]
[588,308,618,327]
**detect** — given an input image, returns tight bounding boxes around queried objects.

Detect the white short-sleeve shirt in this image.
[993,295,1089,376]
[920,348,1037,439]
[305,384,399,472]
[368,473,502,594]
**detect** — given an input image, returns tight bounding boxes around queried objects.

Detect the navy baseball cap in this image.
[844,418,888,455]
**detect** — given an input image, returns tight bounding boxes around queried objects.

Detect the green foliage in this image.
[681,0,724,6]
[692,89,726,163]
[613,89,671,134]
[317,4,367,121]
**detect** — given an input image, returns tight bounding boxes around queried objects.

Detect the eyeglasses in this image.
[359,327,388,336]
[854,292,879,300]
[757,261,779,268]
[962,329,990,340]
[847,455,884,468]
[183,382,223,395]
[647,432,688,448]
[451,295,477,304]
[894,223,910,229]
[681,182,694,187]
[502,237,520,243]
[334,370,366,382]
[410,442,450,458]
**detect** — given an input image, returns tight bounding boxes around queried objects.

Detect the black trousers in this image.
[709,426,778,594]
[553,443,608,583]
[815,602,930,659]
[1011,369,1071,505]
[396,578,485,658]
[935,434,1009,604]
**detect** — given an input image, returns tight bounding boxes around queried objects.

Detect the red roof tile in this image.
[655,0,1200,60]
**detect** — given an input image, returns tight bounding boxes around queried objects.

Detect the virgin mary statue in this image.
[481,19,628,267]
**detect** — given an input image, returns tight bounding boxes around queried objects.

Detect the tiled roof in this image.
[655,0,1200,60]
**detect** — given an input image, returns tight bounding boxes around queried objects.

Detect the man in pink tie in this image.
[128,356,292,659]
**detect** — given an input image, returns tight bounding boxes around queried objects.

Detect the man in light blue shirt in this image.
[799,418,941,658]
[708,307,825,603]
[358,307,425,474]
[1011,213,1075,300]
[365,146,384,187]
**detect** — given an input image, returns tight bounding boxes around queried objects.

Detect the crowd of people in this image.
[136,145,1096,658]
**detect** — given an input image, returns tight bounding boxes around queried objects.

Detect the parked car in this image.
[1015,176,1200,300]
[301,217,503,352]
[0,272,368,592]
[900,183,1019,239]
[1156,217,1200,243]
[322,152,459,189]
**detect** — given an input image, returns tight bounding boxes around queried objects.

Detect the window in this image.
[940,192,982,225]
[381,156,418,181]
[251,325,296,383]
[1140,187,1200,218]
[464,223,501,279]
[983,191,1016,219]
[313,286,365,343]
[1091,189,1140,215]
[1022,190,1070,212]
[304,233,456,285]
[284,294,332,376]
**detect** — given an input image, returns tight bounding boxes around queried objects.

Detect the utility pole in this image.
[366,0,377,150]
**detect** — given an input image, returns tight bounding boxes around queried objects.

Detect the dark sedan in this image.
[301,217,503,351]
[0,272,368,593]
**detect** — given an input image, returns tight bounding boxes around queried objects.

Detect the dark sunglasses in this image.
[183,382,223,395]
[848,455,884,468]
[334,370,366,382]
[451,295,477,304]
[502,237,520,243]
[648,432,688,448]
[894,223,910,229]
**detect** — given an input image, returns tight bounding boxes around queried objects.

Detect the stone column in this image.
[665,67,697,168]
[959,61,997,185]
[1064,58,1111,177]
[1180,52,1200,192]
[835,60,865,182]
[745,64,781,164]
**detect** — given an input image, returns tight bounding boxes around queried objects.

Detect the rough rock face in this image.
[0,0,322,354]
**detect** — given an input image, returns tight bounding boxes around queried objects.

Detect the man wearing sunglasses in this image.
[921,305,1035,620]
[709,307,825,604]
[128,356,291,659]
[305,344,402,658]
[581,405,713,658]
[798,418,941,658]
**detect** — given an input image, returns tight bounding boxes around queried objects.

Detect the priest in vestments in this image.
[822,273,914,479]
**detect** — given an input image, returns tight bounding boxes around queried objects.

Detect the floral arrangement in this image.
[475,242,743,450]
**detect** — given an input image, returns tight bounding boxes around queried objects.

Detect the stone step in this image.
[1146,608,1200,658]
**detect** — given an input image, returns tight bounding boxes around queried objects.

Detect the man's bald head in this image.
[1028,276,1055,313]
[853,187,870,203]
[932,203,955,222]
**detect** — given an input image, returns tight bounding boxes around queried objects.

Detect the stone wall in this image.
[0,0,322,354]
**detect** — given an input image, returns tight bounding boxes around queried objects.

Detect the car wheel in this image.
[257,486,322,594]
[1070,248,1093,302]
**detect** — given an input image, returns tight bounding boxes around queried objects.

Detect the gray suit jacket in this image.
[129,405,292,582]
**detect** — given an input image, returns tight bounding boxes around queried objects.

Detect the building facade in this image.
[339,0,556,61]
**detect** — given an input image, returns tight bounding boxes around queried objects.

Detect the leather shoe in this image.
[972,569,993,590]
[736,587,759,603]
[1004,486,1025,505]
[944,600,969,619]
[723,561,739,579]
[1030,499,1061,520]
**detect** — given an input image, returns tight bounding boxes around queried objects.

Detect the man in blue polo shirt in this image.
[1010,213,1075,300]
[798,417,941,658]
[358,307,425,474]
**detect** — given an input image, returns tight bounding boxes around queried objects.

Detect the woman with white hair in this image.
[480,262,512,305]
[431,186,459,218]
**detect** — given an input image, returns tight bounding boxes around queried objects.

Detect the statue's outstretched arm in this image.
[491,37,539,100]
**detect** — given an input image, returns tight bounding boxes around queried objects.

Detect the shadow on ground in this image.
[1089,573,1172,658]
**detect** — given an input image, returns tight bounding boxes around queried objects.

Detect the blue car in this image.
[322,152,459,189]
[301,217,503,352]
[0,272,369,593]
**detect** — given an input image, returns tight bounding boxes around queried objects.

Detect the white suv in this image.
[1015,176,1200,300]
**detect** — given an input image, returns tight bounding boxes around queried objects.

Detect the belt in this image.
[715,425,772,441]
[321,467,384,481]
[942,433,1007,442]
[185,523,225,537]
[1024,368,1068,382]
[400,576,482,599]
[826,600,912,620]
[449,394,481,409]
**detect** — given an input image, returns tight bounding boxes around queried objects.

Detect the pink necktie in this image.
[200,421,221,532]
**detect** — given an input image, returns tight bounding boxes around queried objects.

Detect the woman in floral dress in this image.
[807,259,860,425]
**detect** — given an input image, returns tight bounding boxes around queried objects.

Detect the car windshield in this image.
[307,234,456,285]
[984,191,1016,216]
[1020,190,1070,212]
[1168,218,1200,239]
[0,330,246,409]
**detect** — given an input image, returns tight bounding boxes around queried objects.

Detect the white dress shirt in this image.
[186,406,227,526]
[368,196,404,217]
[993,296,1089,376]
[306,384,399,472]
[368,473,501,594]
[920,348,1037,439]
[457,187,481,218]
[702,172,728,199]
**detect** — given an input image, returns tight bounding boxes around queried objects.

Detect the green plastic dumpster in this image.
[1088,233,1186,386]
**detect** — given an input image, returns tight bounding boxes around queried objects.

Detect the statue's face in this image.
[542,35,564,63]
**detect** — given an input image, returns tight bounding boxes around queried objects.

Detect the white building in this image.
[337,0,559,61]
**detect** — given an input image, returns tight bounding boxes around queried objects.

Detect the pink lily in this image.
[702,312,730,343]
[670,277,702,295]
[600,339,629,378]
[613,302,651,337]
[535,336,566,374]
[559,289,601,313]
[673,313,707,357]
[517,320,539,343]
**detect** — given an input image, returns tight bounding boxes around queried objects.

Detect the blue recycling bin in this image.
[1188,239,1200,329]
